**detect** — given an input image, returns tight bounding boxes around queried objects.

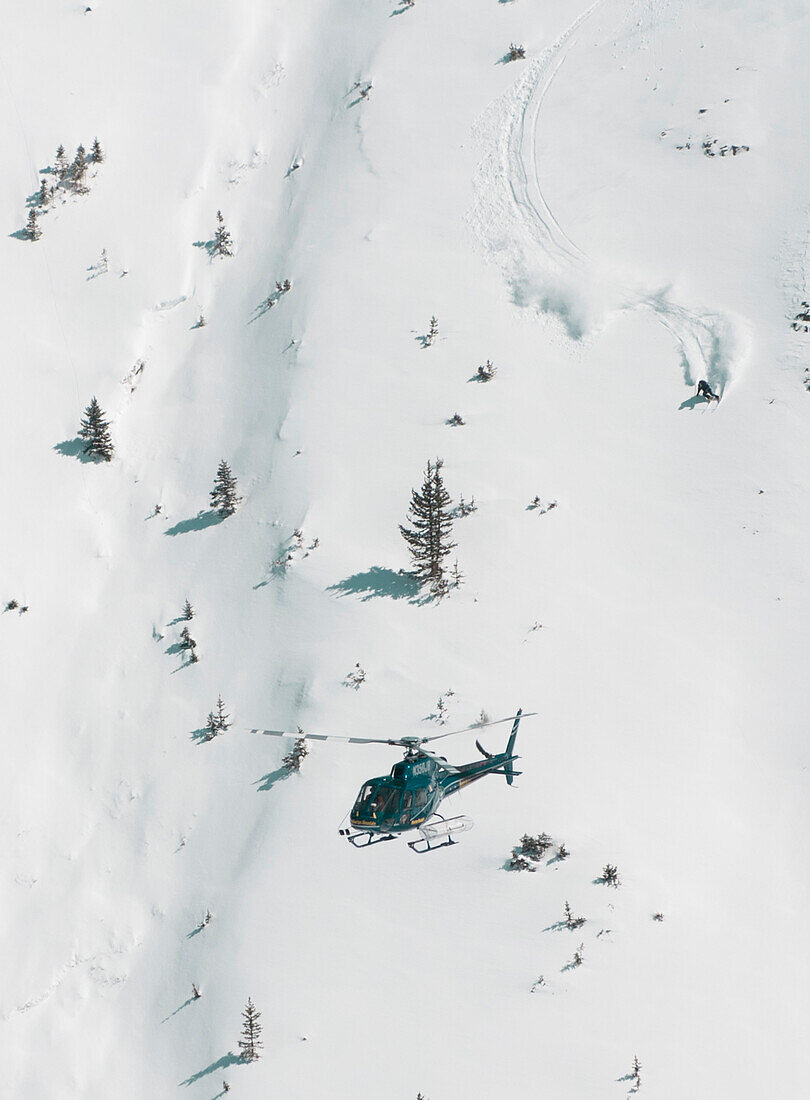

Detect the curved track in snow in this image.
[468,0,747,392]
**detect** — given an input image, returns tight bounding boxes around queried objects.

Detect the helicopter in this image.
[254,708,532,852]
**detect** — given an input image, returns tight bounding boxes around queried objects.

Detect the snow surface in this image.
[3,0,810,1096]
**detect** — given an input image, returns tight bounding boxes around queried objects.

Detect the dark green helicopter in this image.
[256,709,531,852]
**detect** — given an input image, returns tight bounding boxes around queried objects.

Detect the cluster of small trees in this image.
[24,140,104,241]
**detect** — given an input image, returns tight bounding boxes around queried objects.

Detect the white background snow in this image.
[3,0,810,1096]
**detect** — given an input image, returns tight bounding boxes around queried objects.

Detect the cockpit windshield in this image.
[372,785,401,818]
[353,782,402,819]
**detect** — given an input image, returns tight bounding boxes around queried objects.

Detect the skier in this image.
[697,379,719,403]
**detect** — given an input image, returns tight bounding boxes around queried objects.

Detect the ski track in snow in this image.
[468,0,748,393]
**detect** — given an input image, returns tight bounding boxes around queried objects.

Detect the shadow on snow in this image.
[54,438,102,463]
[180,1052,242,1086]
[165,510,226,537]
[327,567,422,602]
[254,766,292,793]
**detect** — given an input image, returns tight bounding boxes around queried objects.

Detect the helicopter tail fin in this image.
[504,708,523,786]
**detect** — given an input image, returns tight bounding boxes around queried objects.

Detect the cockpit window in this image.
[373,786,401,817]
[413,786,429,809]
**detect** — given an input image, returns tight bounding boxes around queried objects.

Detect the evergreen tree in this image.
[213,210,233,257]
[71,144,88,192]
[38,179,50,207]
[90,136,104,163]
[54,144,69,181]
[25,208,42,241]
[182,599,194,620]
[214,695,231,733]
[283,734,308,772]
[400,458,456,596]
[78,397,114,461]
[238,998,263,1061]
[210,460,241,516]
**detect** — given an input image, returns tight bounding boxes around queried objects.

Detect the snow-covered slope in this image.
[4,0,810,1096]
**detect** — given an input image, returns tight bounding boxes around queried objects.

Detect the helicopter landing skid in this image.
[408,814,474,853]
[340,829,397,849]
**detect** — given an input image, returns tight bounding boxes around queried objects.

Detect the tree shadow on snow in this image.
[327,567,421,603]
[190,728,214,744]
[193,238,216,257]
[165,510,226,537]
[54,438,97,463]
[180,1052,242,1086]
[254,766,292,792]
[8,227,31,241]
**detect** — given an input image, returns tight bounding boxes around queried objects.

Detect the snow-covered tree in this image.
[71,144,88,192]
[78,397,114,461]
[210,460,241,516]
[400,458,456,596]
[90,136,104,163]
[238,998,263,1061]
[54,144,69,181]
[213,210,233,257]
[38,179,50,207]
[25,208,41,241]
[182,599,194,620]
[283,732,308,772]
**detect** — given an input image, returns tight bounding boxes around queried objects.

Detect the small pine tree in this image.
[210,460,241,516]
[203,711,219,740]
[55,144,69,181]
[238,997,263,1062]
[283,733,308,772]
[26,208,42,241]
[78,397,114,461]
[400,458,457,597]
[90,136,104,163]
[214,695,231,733]
[38,179,50,206]
[213,210,233,257]
[179,625,197,651]
[182,599,194,620]
[72,144,88,192]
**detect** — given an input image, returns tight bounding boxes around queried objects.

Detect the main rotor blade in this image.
[250,728,406,746]
[418,748,460,773]
[419,711,537,744]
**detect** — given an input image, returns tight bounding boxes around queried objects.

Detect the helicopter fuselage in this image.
[349,743,519,836]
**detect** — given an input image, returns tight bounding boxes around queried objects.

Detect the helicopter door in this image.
[400,790,413,824]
